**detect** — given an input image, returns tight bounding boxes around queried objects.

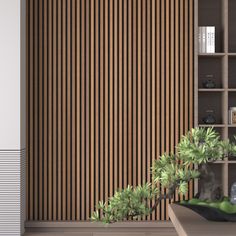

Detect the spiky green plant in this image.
[92,127,236,223]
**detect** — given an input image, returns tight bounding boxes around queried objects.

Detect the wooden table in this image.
[168,204,236,236]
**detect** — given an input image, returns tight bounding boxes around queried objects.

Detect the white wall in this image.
[0,1,26,235]
[0,0,25,149]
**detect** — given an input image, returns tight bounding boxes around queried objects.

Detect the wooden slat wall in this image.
[26,0,194,221]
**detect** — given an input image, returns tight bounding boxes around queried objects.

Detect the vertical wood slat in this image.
[128,0,132,187]
[179,0,184,202]
[81,0,85,220]
[123,0,128,189]
[26,0,194,221]
[174,0,180,203]
[184,0,189,201]
[137,0,142,187]
[156,0,161,221]
[43,0,48,220]
[165,0,170,219]
[151,0,156,220]
[184,0,189,136]
[29,0,34,221]
[76,0,81,221]
[189,0,194,200]
[48,0,53,221]
[114,0,119,191]
[66,0,71,220]
[109,0,114,199]
[53,0,57,221]
[105,0,109,203]
[95,0,99,220]
[38,0,43,221]
[57,0,62,221]
[62,0,67,221]
[161,0,165,221]
[90,0,95,216]
[132,0,137,188]
[85,0,90,220]
[142,0,147,209]
[119,0,123,190]
[72,0,76,220]
[170,0,175,155]
[33,0,39,221]
[99,0,104,217]
[147,0,151,221]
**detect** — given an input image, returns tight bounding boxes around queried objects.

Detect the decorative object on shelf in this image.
[198,26,215,53]
[92,128,236,223]
[202,110,216,124]
[229,107,236,124]
[202,74,216,88]
[231,182,236,204]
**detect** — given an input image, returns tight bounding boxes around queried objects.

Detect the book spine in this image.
[198,27,202,53]
[211,27,215,53]
[232,111,236,124]
[202,27,206,53]
[229,110,232,124]
[206,27,211,53]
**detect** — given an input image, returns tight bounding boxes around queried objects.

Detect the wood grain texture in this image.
[109,0,114,199]
[26,0,194,221]
[57,0,62,220]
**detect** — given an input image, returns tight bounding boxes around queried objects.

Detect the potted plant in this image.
[92,127,236,223]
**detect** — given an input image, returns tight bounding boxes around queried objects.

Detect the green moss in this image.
[180,198,236,214]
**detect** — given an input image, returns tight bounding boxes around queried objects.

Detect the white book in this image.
[206,27,211,53]
[206,26,215,53]
[202,27,206,53]
[198,27,202,53]
[211,26,215,53]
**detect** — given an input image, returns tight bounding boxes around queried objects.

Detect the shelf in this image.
[198,57,223,88]
[229,0,236,52]
[210,160,236,164]
[196,0,235,196]
[198,89,236,92]
[213,160,227,164]
[198,53,225,57]
[229,164,236,193]
[198,124,225,127]
[228,127,236,142]
[198,88,225,92]
[228,160,236,163]
[229,58,236,88]
[228,92,236,110]
[228,124,236,127]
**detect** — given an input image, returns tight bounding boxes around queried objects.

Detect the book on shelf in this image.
[198,26,215,53]
[229,107,236,124]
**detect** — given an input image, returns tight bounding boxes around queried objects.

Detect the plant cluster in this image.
[91,183,158,224]
[92,127,236,223]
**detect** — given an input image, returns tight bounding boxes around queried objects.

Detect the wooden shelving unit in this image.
[195,0,236,196]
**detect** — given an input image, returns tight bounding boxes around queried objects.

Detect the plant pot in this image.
[179,203,236,222]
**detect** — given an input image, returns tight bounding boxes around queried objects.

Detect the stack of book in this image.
[198,26,215,53]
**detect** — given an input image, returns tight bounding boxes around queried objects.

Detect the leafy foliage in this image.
[152,154,200,195]
[91,183,158,224]
[177,127,236,164]
[92,127,236,223]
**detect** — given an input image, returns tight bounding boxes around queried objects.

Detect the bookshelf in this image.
[194,0,236,197]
